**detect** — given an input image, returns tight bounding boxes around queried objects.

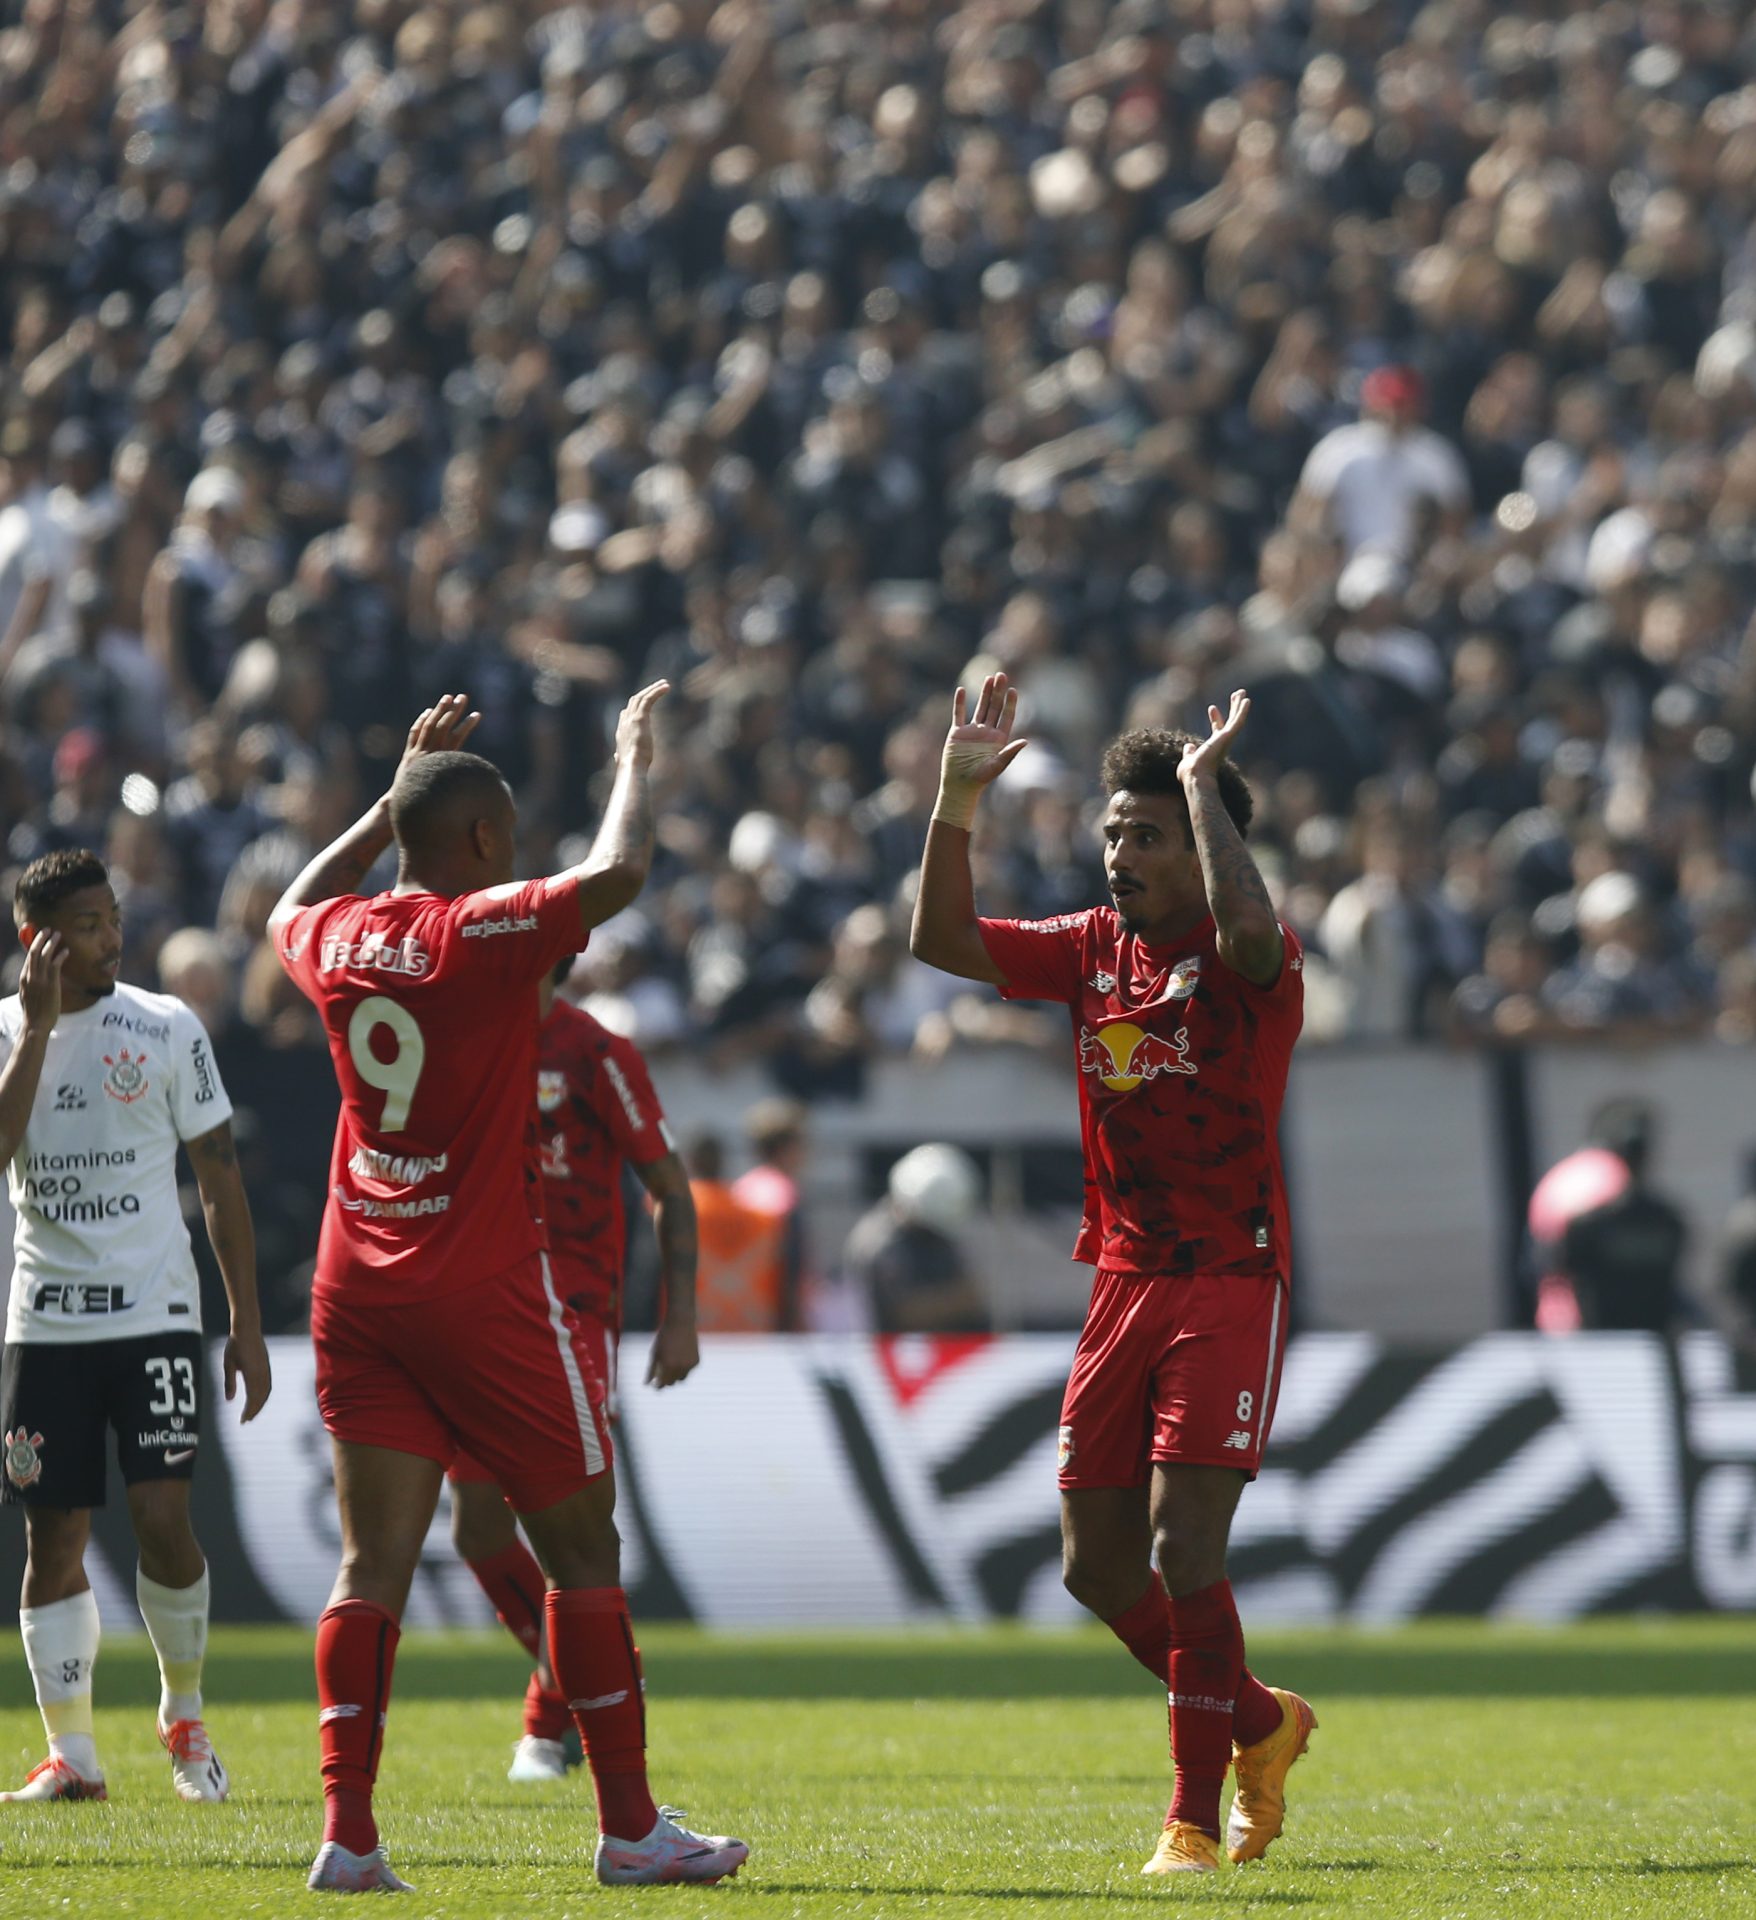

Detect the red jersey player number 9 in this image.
[348,997,426,1132]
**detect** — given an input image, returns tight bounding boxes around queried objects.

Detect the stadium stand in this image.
[4,3,1756,1327]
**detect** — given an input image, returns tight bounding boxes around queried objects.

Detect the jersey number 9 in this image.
[347,996,426,1132]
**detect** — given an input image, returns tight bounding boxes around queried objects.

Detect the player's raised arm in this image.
[0,931,65,1164]
[909,673,1029,985]
[267,694,483,941]
[633,1151,700,1389]
[557,681,669,936]
[1177,690,1284,987]
[183,1120,273,1423]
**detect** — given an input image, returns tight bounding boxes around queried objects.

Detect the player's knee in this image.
[451,1502,516,1564]
[23,1510,89,1584]
[1060,1541,1124,1616]
[1152,1522,1223,1597]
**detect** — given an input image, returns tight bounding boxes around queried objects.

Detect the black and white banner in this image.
[5,1333,1752,1628]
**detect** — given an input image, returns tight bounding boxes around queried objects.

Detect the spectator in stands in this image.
[843,1144,990,1337]
[1529,1100,1690,1335]
[1292,366,1470,562]
[685,1134,788,1335]
[731,1098,810,1334]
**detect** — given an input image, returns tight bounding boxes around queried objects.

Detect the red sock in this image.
[1108,1578,1280,1749]
[546,1587,656,1840]
[466,1541,548,1663]
[1164,1580,1244,1839]
[315,1599,400,1856]
[1106,1581,1171,1683]
[1234,1664,1283,1749]
[523,1667,573,1744]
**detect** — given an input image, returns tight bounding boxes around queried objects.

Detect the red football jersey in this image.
[277,876,585,1302]
[536,999,673,1330]
[979,908,1303,1280]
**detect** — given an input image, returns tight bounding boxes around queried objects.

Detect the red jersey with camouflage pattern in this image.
[978,908,1303,1280]
[537,1000,673,1331]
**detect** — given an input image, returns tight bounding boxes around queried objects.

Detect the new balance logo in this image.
[1223,1429,1253,1451]
[569,1690,628,1711]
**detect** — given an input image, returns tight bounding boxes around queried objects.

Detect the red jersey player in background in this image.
[270,691,743,1893]
[450,956,696,1783]
[910,673,1314,1878]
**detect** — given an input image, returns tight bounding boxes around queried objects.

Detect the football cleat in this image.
[507,1735,570,1783]
[1227,1687,1317,1864]
[306,1841,413,1893]
[0,1754,107,1802]
[594,1806,749,1886]
[1141,1820,1220,1874]
[160,1717,230,1802]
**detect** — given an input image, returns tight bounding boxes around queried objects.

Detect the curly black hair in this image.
[13,848,109,928]
[1099,729,1254,839]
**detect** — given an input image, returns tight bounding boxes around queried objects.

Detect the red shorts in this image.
[1058,1268,1288,1488]
[450,1314,617,1486]
[313,1252,613,1513]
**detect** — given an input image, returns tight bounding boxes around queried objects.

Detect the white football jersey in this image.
[0,983,232,1344]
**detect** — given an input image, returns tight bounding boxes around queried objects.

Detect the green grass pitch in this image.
[0,1620,1749,1918]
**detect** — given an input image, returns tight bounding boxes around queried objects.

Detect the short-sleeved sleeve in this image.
[169,1002,234,1142]
[450,875,587,986]
[977,913,1089,1004]
[595,1032,672,1164]
[1234,923,1307,1016]
[274,898,339,1000]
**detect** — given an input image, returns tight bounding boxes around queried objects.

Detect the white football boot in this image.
[306,1841,414,1892]
[0,1753,107,1801]
[594,1806,749,1885]
[160,1717,230,1802]
[507,1735,570,1783]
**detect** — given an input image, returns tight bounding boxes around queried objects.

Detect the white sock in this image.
[20,1589,101,1778]
[136,1566,209,1725]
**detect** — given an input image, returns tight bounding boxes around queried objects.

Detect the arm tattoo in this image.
[1186,780,1280,961]
[188,1123,239,1174]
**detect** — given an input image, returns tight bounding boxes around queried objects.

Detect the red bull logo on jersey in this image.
[1079,1022,1196,1092]
[319,934,431,976]
[1165,956,1203,1000]
[537,1070,567,1114]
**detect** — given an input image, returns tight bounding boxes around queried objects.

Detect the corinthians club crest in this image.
[102,1047,149,1104]
[4,1427,44,1489]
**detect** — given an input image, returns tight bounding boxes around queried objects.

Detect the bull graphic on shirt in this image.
[1079,1022,1197,1092]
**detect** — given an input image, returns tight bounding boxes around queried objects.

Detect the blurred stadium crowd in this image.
[7,0,1756,1124]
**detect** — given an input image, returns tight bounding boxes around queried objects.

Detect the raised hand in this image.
[18,930,65,1034]
[1179,689,1251,788]
[936,672,1030,828]
[615,679,671,771]
[398,693,482,777]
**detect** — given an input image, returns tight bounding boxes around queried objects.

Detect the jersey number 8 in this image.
[347,996,426,1132]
